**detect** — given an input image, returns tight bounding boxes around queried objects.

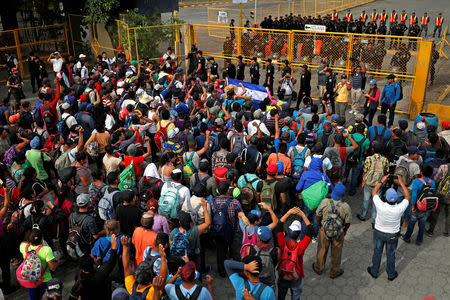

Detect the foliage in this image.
[84,0,120,24]
[119,9,184,61]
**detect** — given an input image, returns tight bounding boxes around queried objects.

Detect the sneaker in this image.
[416,240,422,246]
[312,237,318,243]
[401,235,411,243]
[357,214,366,222]
[367,267,378,279]
[388,271,398,281]
[425,229,433,237]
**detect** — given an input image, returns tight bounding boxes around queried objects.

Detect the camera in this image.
[389,174,398,180]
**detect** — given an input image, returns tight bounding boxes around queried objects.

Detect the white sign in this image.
[304,24,327,32]
[232,0,248,3]
[218,11,228,24]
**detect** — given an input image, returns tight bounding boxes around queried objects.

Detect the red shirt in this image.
[41,84,61,127]
[124,155,145,177]
[277,231,311,279]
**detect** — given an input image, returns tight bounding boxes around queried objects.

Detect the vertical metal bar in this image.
[127,23,132,60]
[239,4,243,27]
[134,28,139,61]
[237,27,242,56]
[13,30,24,77]
[64,23,70,56]
[117,20,121,50]
[68,14,75,55]
[174,11,181,59]
[346,34,354,79]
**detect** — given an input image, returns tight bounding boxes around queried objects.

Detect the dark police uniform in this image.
[265,63,275,94]
[249,62,260,85]
[237,61,245,81]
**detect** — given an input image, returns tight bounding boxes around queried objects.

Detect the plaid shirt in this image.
[211,196,242,232]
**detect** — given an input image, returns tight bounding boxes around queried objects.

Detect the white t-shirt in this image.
[105,114,116,130]
[304,154,332,171]
[247,120,270,136]
[161,182,191,208]
[373,195,409,234]
[50,58,63,72]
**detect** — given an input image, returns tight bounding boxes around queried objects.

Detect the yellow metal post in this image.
[127,24,132,60]
[288,31,294,63]
[239,4,243,27]
[134,29,139,61]
[410,40,433,118]
[13,30,23,76]
[237,28,242,56]
[346,34,354,79]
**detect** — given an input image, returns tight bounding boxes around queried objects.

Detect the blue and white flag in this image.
[227,78,269,102]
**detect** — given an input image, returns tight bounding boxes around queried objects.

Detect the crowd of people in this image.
[0,39,449,300]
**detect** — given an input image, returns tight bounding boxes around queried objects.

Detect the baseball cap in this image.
[369,79,377,85]
[127,144,137,156]
[280,130,290,141]
[267,164,278,176]
[61,102,70,110]
[284,116,292,125]
[288,220,302,232]
[76,194,90,207]
[398,120,408,130]
[46,278,63,297]
[257,226,272,242]
[125,70,133,77]
[154,84,163,91]
[407,146,423,155]
[249,210,262,219]
[416,121,425,131]
[442,121,450,130]
[331,114,339,122]
[215,118,224,126]
[79,54,86,58]
[253,109,262,120]
[116,46,123,50]
[386,188,398,203]
[168,128,180,139]
[141,212,154,227]
[331,183,346,201]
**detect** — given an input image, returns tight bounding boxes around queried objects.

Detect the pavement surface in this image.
[2,0,450,299]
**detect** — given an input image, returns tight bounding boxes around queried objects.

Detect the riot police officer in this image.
[407,22,420,51]
[236,55,245,81]
[264,58,275,94]
[249,57,260,85]
[223,58,236,79]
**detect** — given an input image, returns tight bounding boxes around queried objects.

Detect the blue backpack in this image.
[211,197,234,243]
[32,101,44,121]
[170,228,191,257]
[292,146,307,179]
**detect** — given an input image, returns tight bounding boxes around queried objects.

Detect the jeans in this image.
[363,107,377,127]
[350,88,362,112]
[343,164,362,195]
[403,210,429,243]
[278,278,303,300]
[380,101,397,127]
[369,229,399,279]
[397,187,412,223]
[28,282,47,300]
[360,184,377,223]
[300,205,318,239]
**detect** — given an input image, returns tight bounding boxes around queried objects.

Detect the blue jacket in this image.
[380,82,401,104]
[296,158,333,192]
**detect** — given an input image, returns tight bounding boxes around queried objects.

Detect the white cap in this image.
[167,128,180,139]
[154,84,163,91]
[117,81,125,88]
[61,103,70,110]
[125,70,133,77]
[79,54,86,58]
[416,121,425,130]
[288,220,302,232]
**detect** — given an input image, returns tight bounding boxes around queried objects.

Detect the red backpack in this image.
[154,121,171,149]
[278,241,302,281]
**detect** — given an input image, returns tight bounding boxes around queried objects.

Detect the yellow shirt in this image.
[335,83,350,103]
[125,275,156,300]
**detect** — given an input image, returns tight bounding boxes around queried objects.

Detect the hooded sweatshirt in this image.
[296,157,333,192]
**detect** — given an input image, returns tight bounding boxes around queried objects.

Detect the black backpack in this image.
[394,84,403,101]
[42,105,56,124]
[243,280,268,300]
[387,139,407,163]
[174,284,202,300]
[346,136,367,167]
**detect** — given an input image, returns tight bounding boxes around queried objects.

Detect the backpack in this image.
[211,197,234,243]
[193,173,210,189]
[186,197,202,226]
[301,176,330,210]
[386,139,406,163]
[16,245,46,288]
[57,115,70,138]
[175,284,202,300]
[42,104,56,124]
[3,144,18,166]
[154,121,171,149]
[33,101,44,120]
[213,166,228,184]
[394,83,403,101]
[212,151,228,169]
[240,175,258,212]
[98,189,120,221]
[208,131,220,154]
[158,182,183,219]
[54,150,73,172]
[58,166,77,186]
[323,199,344,240]
[170,228,191,257]
[254,245,276,285]
[118,163,136,191]
[292,146,308,179]
[305,131,316,149]
[437,164,450,203]
[66,215,89,259]
[232,134,246,156]
[416,178,438,212]
[363,155,387,187]
[243,280,268,300]
[143,247,161,276]
[89,184,107,218]
[346,136,367,167]
[183,152,197,180]
[395,159,414,187]
[7,202,32,236]
[260,180,277,210]
[140,177,163,211]
[130,281,151,300]
[372,127,387,148]
[240,226,258,258]
[278,242,302,281]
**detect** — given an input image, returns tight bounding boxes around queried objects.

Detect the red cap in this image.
[79,94,87,102]
[159,57,164,63]
[442,121,450,130]
[116,46,123,51]
[267,164,278,176]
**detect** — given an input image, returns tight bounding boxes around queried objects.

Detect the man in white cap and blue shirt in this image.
[367,174,411,281]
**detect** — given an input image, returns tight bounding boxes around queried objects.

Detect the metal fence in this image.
[0,24,69,82]
[192,24,426,115]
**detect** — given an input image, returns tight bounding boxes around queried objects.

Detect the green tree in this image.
[84,0,120,24]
